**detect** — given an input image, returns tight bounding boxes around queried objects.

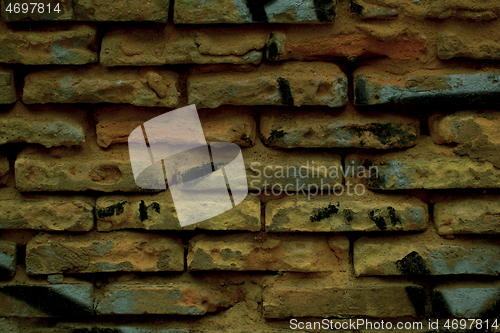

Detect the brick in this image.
[266,192,428,232]
[0,24,97,65]
[74,0,169,22]
[26,231,184,274]
[101,24,268,66]
[354,234,500,276]
[438,31,500,61]
[174,0,336,24]
[23,65,179,107]
[244,140,343,191]
[346,0,500,20]
[96,190,260,231]
[0,241,16,279]
[0,102,85,148]
[188,62,347,108]
[15,135,144,192]
[0,283,93,317]
[1,0,74,21]
[432,283,500,318]
[264,276,425,318]
[0,67,16,104]
[349,0,398,19]
[266,31,425,62]
[260,108,419,149]
[345,136,500,190]
[95,105,256,148]
[95,282,244,315]
[430,110,500,168]
[424,0,499,20]
[354,65,500,105]
[188,234,348,272]
[434,196,500,235]
[0,189,94,232]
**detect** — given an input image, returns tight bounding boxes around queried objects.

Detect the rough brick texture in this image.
[346,136,500,190]
[101,24,268,66]
[0,189,94,231]
[0,102,85,147]
[264,276,425,318]
[354,234,500,276]
[188,234,349,272]
[266,192,428,232]
[0,24,97,65]
[434,196,500,235]
[23,66,179,107]
[188,62,347,108]
[26,232,184,274]
[96,191,260,231]
[261,107,419,149]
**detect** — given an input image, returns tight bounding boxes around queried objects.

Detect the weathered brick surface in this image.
[174,0,336,24]
[15,137,143,192]
[1,0,74,21]
[434,196,500,235]
[0,67,16,104]
[430,110,500,168]
[95,282,244,315]
[264,277,425,318]
[350,0,500,20]
[26,231,184,274]
[432,283,500,318]
[266,31,426,62]
[346,136,500,190]
[260,108,419,149]
[0,190,94,231]
[354,65,500,106]
[23,66,179,107]
[95,105,256,148]
[438,31,500,60]
[96,191,260,231]
[0,241,16,279]
[0,283,93,317]
[188,234,349,272]
[244,140,343,191]
[266,192,428,232]
[0,24,97,65]
[101,24,268,66]
[188,62,347,108]
[354,234,500,276]
[0,102,85,148]
[74,0,169,22]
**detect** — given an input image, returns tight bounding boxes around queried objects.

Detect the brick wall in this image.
[1,0,500,332]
